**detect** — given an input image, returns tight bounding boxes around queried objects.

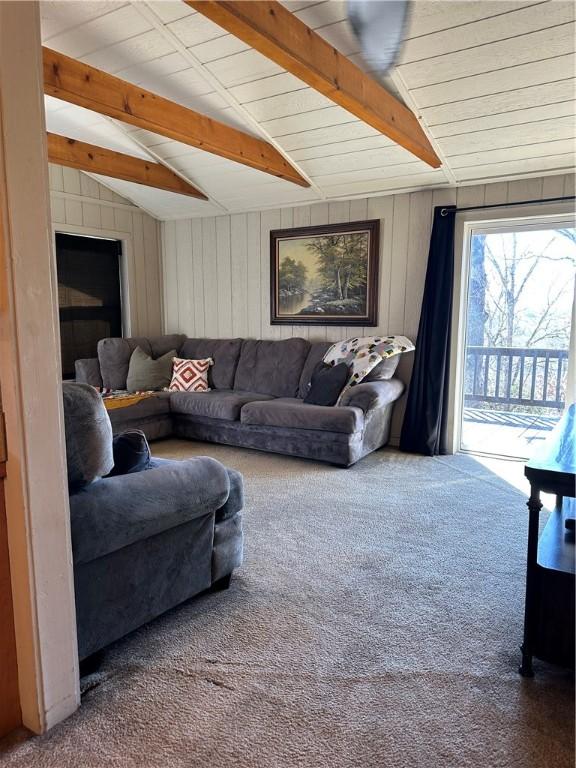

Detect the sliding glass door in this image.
[459,218,575,459]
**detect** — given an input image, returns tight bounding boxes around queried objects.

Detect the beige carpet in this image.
[1,443,574,768]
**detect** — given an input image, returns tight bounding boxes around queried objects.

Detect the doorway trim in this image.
[0,1,80,733]
[447,202,576,455]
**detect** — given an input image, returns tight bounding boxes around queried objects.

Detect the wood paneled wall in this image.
[49,165,163,338]
[162,173,575,443]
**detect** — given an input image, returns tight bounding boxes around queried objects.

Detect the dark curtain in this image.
[399,205,456,456]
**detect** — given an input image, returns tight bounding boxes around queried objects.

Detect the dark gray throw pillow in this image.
[304,362,350,407]
[107,429,151,477]
[126,346,176,392]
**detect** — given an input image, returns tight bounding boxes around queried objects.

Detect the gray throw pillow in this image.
[126,346,176,392]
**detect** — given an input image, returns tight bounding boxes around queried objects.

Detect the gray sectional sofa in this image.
[62,383,244,661]
[76,334,405,467]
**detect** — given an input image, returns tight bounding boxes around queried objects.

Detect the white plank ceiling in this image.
[40,0,576,219]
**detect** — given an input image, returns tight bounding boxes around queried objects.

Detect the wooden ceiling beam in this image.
[186,1,441,169]
[43,47,310,188]
[47,132,209,199]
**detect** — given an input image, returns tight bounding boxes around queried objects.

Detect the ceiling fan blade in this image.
[347,0,410,74]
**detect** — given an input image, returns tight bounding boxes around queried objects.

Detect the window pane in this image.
[461,226,575,459]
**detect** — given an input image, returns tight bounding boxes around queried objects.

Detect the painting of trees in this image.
[306,233,368,309]
[278,257,307,296]
[272,220,379,325]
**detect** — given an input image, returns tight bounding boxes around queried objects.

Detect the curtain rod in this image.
[440,194,576,216]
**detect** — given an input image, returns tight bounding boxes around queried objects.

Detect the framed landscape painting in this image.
[270,219,380,326]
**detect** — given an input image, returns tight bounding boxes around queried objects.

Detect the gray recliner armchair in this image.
[62,383,244,661]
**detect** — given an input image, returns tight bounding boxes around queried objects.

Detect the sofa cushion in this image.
[364,355,400,381]
[62,383,114,491]
[126,347,176,392]
[179,338,242,390]
[170,390,273,421]
[298,341,332,398]
[234,338,310,398]
[98,334,185,390]
[75,358,103,388]
[240,398,364,434]
[149,335,186,356]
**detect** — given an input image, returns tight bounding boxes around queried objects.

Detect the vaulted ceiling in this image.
[41,0,576,219]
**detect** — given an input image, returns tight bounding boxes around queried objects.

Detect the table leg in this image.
[519,486,542,677]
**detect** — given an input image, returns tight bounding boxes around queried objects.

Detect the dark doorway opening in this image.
[56,233,123,379]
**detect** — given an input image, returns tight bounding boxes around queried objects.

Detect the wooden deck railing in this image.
[464,346,569,410]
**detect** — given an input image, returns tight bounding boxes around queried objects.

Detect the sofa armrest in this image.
[75,358,103,388]
[339,378,405,412]
[70,457,230,565]
[148,460,243,523]
[216,468,244,522]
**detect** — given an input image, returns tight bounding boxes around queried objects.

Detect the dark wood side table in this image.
[520,403,575,676]
[519,404,576,677]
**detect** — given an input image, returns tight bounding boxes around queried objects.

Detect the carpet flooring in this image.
[1,443,574,768]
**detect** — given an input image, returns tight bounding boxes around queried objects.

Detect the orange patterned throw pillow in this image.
[169,357,213,393]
